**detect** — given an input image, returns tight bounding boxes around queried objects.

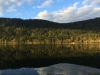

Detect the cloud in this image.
[90,0,100,6]
[34,0,53,8]
[83,0,100,6]
[82,0,90,5]
[35,1,100,23]
[6,5,17,12]
[35,10,52,19]
[0,0,33,16]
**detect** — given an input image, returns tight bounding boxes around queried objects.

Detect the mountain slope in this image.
[0,17,100,44]
[0,17,100,30]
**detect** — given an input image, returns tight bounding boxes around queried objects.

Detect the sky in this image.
[0,0,100,23]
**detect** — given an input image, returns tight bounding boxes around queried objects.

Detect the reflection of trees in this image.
[0,44,100,69]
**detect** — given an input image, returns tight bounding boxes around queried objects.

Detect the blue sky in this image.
[0,0,100,23]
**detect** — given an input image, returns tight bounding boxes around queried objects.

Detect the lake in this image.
[0,44,100,75]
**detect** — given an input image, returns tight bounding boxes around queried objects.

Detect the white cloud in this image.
[35,1,100,23]
[9,0,17,3]
[35,10,51,19]
[90,0,100,6]
[6,5,17,12]
[0,0,33,16]
[82,0,90,5]
[34,0,53,8]
[83,0,100,6]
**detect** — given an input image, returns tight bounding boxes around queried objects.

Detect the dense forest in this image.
[0,17,100,44]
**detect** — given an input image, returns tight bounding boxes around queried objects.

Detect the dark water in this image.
[0,44,100,75]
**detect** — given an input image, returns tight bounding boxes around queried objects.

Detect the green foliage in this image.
[0,17,100,44]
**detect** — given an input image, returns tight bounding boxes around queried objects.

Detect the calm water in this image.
[0,63,100,75]
[0,44,100,75]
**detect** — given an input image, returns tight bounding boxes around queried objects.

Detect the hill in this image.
[0,17,100,30]
[0,17,100,44]
[0,18,60,28]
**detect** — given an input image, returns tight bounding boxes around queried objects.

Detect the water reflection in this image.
[0,44,100,69]
[35,63,100,75]
[0,63,100,75]
[0,68,38,75]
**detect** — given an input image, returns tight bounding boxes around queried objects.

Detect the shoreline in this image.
[0,41,100,45]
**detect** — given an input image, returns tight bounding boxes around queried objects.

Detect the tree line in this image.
[0,17,100,44]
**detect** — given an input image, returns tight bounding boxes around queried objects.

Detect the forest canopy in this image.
[0,17,100,44]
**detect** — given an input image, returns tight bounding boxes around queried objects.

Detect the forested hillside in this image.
[0,17,100,44]
[0,17,100,29]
